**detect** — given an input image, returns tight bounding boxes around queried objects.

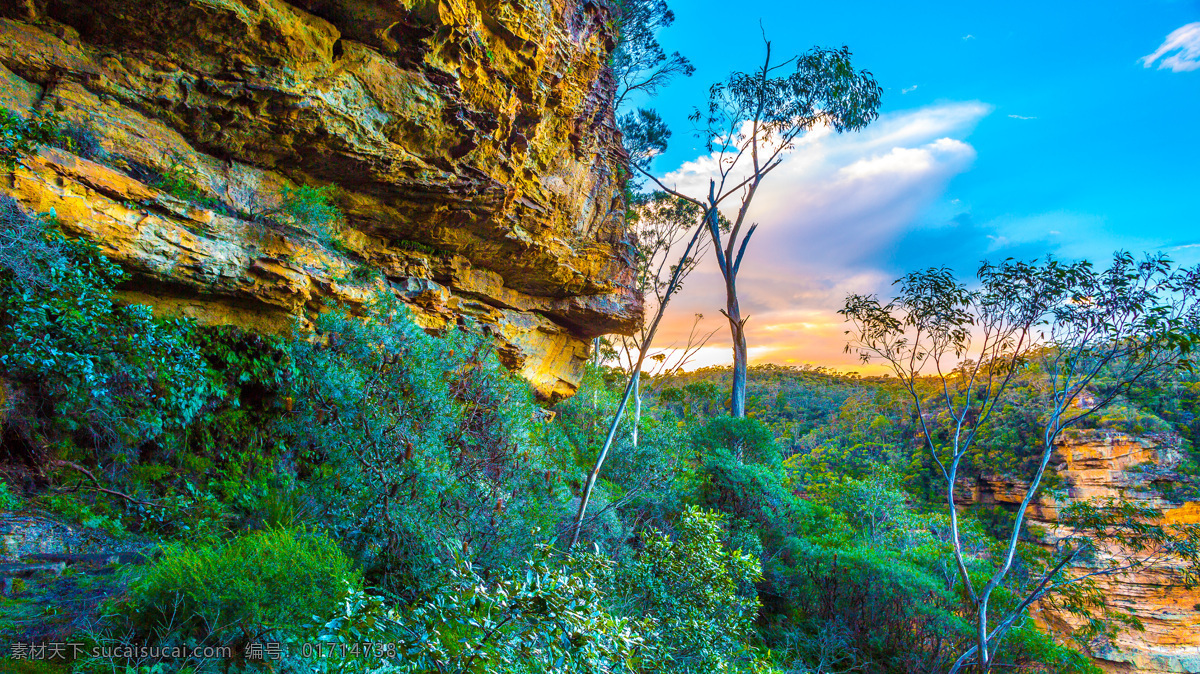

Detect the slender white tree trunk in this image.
[631,375,641,448]
[569,220,708,549]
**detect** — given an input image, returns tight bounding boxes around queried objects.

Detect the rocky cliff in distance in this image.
[0,0,641,399]
[963,432,1200,673]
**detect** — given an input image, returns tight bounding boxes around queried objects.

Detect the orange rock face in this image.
[0,0,641,399]
[964,432,1200,673]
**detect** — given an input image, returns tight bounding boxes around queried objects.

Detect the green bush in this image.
[380,543,649,674]
[824,468,930,548]
[614,506,768,673]
[278,184,340,239]
[690,415,780,465]
[126,527,358,649]
[0,202,208,454]
[284,297,567,593]
[0,107,70,170]
[151,151,212,205]
[0,195,66,288]
[170,325,296,528]
[54,122,106,161]
[690,448,836,548]
[0,478,20,510]
[772,540,965,672]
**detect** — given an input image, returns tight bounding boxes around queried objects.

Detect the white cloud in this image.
[1140,22,1200,72]
[650,102,993,370]
[962,34,975,41]
[1008,114,1036,120]
[902,85,919,94]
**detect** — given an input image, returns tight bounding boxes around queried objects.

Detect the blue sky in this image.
[632,0,1200,370]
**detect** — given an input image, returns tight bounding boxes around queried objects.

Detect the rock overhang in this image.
[0,0,642,399]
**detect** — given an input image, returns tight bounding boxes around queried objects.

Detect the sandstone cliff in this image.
[963,432,1200,673]
[0,0,641,399]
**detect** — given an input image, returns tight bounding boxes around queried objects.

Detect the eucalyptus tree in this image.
[841,253,1200,673]
[567,0,696,548]
[638,41,882,417]
[610,0,695,111]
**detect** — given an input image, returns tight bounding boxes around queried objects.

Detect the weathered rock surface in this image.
[0,0,640,399]
[963,432,1200,673]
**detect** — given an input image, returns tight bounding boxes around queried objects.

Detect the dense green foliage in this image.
[277,184,341,239]
[0,201,209,457]
[282,297,570,593]
[1,108,71,170]
[125,527,359,649]
[615,507,766,672]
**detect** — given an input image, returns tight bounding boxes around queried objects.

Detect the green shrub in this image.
[598,421,686,517]
[690,448,836,547]
[138,480,235,541]
[126,527,358,650]
[0,195,66,288]
[614,506,768,673]
[278,184,340,239]
[0,478,20,510]
[824,468,931,548]
[0,203,208,454]
[53,122,106,161]
[169,325,295,513]
[151,151,211,204]
[383,543,650,674]
[0,107,70,170]
[771,540,965,672]
[43,491,128,536]
[284,296,566,593]
[690,415,780,465]
[394,238,442,256]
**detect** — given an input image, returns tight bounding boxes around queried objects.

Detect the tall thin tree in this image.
[565,1,699,546]
[636,39,882,417]
[616,193,720,446]
[568,193,712,548]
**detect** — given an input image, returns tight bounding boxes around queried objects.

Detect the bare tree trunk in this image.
[725,279,748,418]
[570,368,639,549]
[705,184,754,420]
[979,609,991,673]
[631,375,641,448]
[591,337,600,410]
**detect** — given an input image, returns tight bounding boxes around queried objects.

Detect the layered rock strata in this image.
[963,432,1200,673]
[0,0,641,399]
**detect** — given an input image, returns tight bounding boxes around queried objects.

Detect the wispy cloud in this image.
[1007,114,1037,120]
[962,34,975,41]
[902,85,919,94]
[1140,22,1200,72]
[651,102,993,370]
